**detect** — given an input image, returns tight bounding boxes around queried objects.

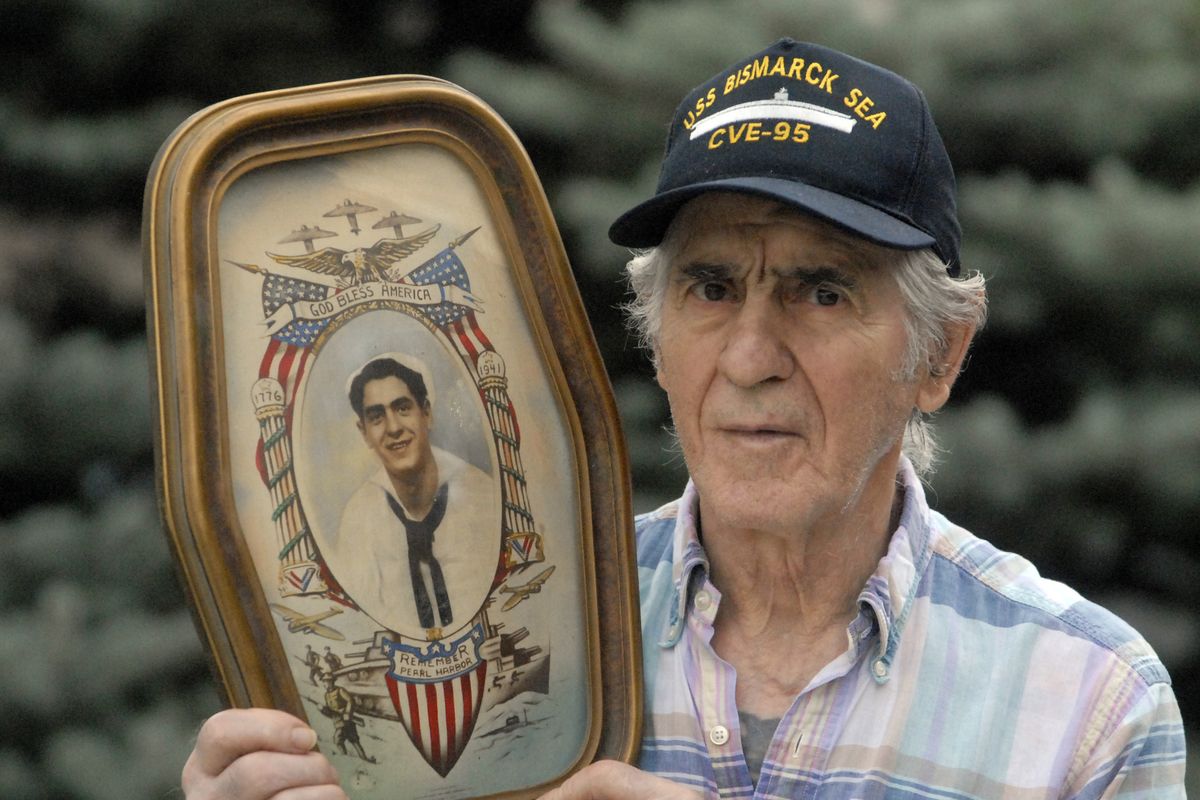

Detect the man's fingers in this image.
[186,708,319,781]
[181,709,347,800]
[183,748,342,800]
[186,750,342,800]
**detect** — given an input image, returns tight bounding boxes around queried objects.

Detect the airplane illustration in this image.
[269,603,346,640]
[498,565,556,612]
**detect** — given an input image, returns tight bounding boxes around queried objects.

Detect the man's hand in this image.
[182,708,345,800]
[540,761,704,800]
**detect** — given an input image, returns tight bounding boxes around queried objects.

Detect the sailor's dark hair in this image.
[348,357,429,419]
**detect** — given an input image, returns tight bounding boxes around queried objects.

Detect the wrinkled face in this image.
[357,376,434,481]
[655,194,943,535]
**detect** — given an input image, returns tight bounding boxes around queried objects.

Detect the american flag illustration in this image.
[404,247,474,328]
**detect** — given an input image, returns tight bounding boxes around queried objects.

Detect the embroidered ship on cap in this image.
[688,87,857,140]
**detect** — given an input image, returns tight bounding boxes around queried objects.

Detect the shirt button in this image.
[709,725,729,746]
[694,591,712,611]
[872,659,888,678]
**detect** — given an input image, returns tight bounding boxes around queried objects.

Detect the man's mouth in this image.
[719,423,803,443]
[722,421,801,435]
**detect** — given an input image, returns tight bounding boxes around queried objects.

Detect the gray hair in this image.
[622,233,987,477]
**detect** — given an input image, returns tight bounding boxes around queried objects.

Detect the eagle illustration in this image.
[266,224,440,285]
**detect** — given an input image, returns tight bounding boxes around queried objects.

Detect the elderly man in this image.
[181,39,1185,799]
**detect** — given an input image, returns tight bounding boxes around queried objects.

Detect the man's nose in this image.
[384,410,405,434]
[716,291,794,388]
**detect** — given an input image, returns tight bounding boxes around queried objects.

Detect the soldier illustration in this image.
[322,674,376,763]
[303,645,323,685]
[322,645,342,673]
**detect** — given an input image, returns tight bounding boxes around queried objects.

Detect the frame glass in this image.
[144,75,641,798]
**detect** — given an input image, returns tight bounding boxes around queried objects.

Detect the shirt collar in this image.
[658,458,936,671]
[856,457,935,682]
[661,480,708,647]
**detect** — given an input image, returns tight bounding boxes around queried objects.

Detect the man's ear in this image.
[916,318,977,414]
[356,417,366,439]
[653,347,668,392]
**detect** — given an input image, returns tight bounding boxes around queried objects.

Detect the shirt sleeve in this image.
[1067,679,1187,799]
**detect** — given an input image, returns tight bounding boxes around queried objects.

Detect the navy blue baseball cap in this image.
[609,38,962,276]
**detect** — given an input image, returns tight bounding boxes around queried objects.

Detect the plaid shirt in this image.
[635,460,1186,799]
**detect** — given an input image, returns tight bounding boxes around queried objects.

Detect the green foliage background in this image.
[0,0,1196,796]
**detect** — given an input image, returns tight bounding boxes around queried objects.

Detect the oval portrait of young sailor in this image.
[292,310,502,638]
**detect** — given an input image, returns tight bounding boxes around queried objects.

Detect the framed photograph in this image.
[144,75,641,798]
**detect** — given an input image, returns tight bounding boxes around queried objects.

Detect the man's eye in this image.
[813,286,841,306]
[691,281,732,302]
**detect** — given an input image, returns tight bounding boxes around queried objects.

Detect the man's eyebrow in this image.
[673,261,862,290]
[675,261,735,280]
[774,265,860,289]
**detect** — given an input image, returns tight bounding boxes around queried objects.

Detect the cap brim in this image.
[608,177,936,252]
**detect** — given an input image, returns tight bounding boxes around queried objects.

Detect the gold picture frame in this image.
[143,75,641,798]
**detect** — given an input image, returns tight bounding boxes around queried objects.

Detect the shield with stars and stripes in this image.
[384,627,489,776]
